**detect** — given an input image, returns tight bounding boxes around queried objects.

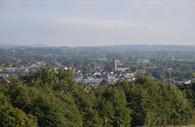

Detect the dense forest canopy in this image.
[0,68,194,126]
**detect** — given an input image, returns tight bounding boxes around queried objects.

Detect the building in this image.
[113,59,121,72]
[0,73,9,78]
[113,59,128,72]
[184,80,191,85]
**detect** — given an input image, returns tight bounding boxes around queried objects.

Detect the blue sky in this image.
[0,0,195,46]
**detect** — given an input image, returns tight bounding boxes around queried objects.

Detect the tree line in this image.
[0,68,193,127]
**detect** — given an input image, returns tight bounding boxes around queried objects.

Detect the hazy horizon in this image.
[2,43,195,48]
[0,0,195,46]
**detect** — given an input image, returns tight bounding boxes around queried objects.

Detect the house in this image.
[184,80,191,85]
[75,78,103,87]
[0,73,9,78]
[117,67,129,72]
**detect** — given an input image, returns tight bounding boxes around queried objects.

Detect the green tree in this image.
[98,87,131,127]
[1,108,37,127]
[122,77,192,126]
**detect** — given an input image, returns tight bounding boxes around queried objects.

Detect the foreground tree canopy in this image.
[0,68,193,127]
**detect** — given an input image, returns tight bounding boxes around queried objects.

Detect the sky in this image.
[0,0,195,46]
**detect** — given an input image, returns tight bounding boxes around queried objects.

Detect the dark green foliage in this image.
[30,90,83,127]
[6,84,83,127]
[97,87,131,127]
[1,107,37,127]
[0,69,193,126]
[178,83,195,108]
[118,77,192,126]
[0,92,37,127]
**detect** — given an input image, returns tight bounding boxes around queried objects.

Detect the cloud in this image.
[57,19,138,29]
[57,18,176,33]
[0,17,179,46]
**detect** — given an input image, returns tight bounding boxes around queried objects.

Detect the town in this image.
[0,59,137,86]
[1,45,195,86]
